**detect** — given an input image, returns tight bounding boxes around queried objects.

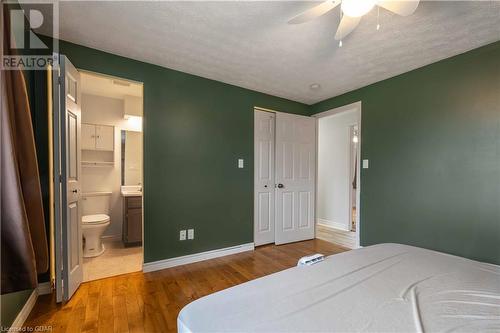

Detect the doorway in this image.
[314,102,361,249]
[253,108,316,246]
[79,71,144,282]
[52,55,144,301]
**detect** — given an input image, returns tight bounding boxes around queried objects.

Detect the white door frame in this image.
[54,66,145,299]
[312,101,362,248]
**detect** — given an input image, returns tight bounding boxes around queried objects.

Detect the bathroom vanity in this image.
[122,191,143,246]
[121,129,144,247]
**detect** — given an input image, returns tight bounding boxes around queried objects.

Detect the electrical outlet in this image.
[180,230,187,241]
[188,229,194,240]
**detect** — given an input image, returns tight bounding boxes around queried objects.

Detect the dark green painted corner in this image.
[310,41,500,264]
[34,37,499,266]
[0,290,33,327]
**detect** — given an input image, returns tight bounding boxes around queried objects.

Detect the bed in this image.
[177,243,500,332]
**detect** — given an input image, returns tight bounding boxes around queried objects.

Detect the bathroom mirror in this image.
[121,130,143,186]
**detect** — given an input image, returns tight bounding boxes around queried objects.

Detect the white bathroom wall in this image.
[124,95,143,118]
[317,108,360,231]
[81,93,142,239]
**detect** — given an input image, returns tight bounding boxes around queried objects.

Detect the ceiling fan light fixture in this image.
[341,0,377,17]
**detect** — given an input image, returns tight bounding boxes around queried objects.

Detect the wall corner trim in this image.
[7,282,52,331]
[317,219,349,232]
[37,282,52,296]
[8,290,38,332]
[142,243,255,273]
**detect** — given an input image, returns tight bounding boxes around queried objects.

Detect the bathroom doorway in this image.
[314,102,361,249]
[52,56,145,301]
[78,71,144,282]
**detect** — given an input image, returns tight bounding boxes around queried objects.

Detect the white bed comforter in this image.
[178,244,500,332]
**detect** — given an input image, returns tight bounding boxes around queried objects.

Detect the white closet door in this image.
[275,112,316,245]
[254,110,275,246]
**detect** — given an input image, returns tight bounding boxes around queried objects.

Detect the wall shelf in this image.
[82,161,114,168]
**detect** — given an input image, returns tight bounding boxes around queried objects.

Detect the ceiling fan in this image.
[288,0,420,43]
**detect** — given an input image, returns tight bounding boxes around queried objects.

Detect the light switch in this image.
[188,229,194,240]
[362,159,369,169]
[180,230,187,241]
[238,159,244,168]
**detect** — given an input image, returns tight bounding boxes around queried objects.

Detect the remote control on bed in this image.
[297,254,325,266]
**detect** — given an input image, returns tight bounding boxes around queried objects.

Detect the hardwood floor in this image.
[25,239,346,333]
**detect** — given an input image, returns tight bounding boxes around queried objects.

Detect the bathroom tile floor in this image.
[83,239,142,282]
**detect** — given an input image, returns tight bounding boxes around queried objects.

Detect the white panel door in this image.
[95,125,114,151]
[81,123,95,150]
[275,112,316,245]
[54,55,83,302]
[254,110,275,246]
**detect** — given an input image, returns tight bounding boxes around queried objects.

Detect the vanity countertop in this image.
[121,191,142,197]
[121,185,142,197]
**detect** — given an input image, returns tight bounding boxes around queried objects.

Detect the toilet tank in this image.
[82,192,112,216]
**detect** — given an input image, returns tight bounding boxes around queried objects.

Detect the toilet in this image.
[82,192,111,258]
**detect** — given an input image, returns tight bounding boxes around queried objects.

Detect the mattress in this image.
[177,243,500,332]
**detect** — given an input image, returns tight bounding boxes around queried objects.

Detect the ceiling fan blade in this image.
[334,15,361,40]
[288,0,341,24]
[377,0,420,16]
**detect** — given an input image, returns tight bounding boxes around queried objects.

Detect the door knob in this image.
[72,189,78,193]
[277,183,284,188]
[264,185,268,188]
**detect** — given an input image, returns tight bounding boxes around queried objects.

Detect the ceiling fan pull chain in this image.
[377,6,380,30]
[338,7,343,47]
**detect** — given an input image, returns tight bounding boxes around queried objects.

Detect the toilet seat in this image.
[82,214,110,225]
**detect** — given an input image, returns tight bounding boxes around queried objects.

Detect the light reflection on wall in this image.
[125,115,142,132]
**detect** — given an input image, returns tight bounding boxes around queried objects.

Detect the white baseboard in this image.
[101,235,121,242]
[7,281,53,332]
[8,290,37,332]
[143,242,255,273]
[316,219,349,231]
[37,282,52,295]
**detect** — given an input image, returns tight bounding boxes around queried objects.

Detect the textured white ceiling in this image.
[43,1,500,104]
[81,72,143,99]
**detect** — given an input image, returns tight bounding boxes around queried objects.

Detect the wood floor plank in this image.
[24,239,346,333]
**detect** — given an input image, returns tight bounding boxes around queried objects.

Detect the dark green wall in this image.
[33,38,500,267]
[0,290,32,327]
[310,41,500,264]
[53,39,309,263]
[2,35,497,332]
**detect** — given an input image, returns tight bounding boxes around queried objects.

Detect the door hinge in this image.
[59,174,63,183]
[58,76,63,85]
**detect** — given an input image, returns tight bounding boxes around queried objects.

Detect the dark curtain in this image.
[1,5,48,294]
